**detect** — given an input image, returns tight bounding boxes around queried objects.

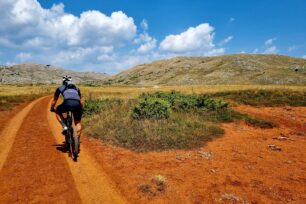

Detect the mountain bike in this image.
[63,111,80,161]
[51,107,80,161]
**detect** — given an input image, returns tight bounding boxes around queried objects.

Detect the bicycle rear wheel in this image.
[72,134,79,161]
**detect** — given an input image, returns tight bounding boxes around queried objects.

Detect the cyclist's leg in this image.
[73,105,82,137]
[56,103,68,128]
[75,120,82,137]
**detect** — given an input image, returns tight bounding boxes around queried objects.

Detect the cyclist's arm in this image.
[78,89,84,109]
[50,88,60,110]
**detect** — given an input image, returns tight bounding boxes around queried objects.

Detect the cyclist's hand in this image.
[50,107,56,112]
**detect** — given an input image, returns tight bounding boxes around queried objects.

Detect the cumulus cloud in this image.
[218,36,233,46]
[0,1,136,48]
[136,33,157,53]
[159,23,223,55]
[263,38,278,54]
[0,0,226,73]
[0,0,140,72]
[264,46,278,54]
[135,19,157,54]
[264,38,276,46]
[141,19,148,31]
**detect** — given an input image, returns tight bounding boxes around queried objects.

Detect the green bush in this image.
[83,99,121,116]
[139,91,229,112]
[132,98,171,119]
[195,95,229,110]
[84,102,224,151]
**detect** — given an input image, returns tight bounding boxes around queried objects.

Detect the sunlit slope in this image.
[105,54,306,85]
[0,63,109,84]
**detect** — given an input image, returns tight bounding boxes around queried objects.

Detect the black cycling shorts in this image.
[56,99,82,122]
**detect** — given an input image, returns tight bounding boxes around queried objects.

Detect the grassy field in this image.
[1,84,305,151]
[81,85,306,151]
[80,84,306,99]
[0,85,54,110]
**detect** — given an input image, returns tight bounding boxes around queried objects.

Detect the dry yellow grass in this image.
[0,85,55,96]
[80,85,306,99]
[1,84,305,100]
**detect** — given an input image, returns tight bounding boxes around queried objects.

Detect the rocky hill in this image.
[104,54,306,85]
[0,63,109,84]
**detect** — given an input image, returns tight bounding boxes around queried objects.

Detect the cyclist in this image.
[50,76,83,139]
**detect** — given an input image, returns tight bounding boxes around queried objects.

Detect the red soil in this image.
[0,98,305,203]
[83,106,306,203]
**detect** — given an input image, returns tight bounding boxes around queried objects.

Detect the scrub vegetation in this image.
[82,90,281,151]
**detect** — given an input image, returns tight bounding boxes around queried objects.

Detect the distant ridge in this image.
[0,63,109,84]
[103,54,306,85]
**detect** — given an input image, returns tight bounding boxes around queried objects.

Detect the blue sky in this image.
[0,0,305,74]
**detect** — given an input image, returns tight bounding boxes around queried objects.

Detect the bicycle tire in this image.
[72,134,79,161]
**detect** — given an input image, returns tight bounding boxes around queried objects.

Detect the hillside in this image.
[0,63,109,84]
[104,54,306,85]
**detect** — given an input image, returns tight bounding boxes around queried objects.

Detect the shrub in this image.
[195,95,229,110]
[132,98,171,119]
[84,102,224,151]
[139,91,230,112]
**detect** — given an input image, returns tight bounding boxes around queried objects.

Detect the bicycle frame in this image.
[64,111,79,161]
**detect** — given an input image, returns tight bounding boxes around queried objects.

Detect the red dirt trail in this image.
[0,97,127,204]
[0,97,305,203]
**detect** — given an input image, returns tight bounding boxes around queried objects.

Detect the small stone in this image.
[198,151,213,160]
[273,134,289,141]
[268,144,282,151]
[210,169,217,173]
[176,154,191,161]
[220,193,241,202]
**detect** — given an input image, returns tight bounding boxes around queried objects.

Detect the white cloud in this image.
[262,38,279,54]
[205,48,225,56]
[218,36,233,46]
[302,55,306,59]
[229,17,235,23]
[141,19,148,31]
[253,48,259,53]
[0,0,136,50]
[160,23,218,54]
[264,46,278,54]
[135,19,157,54]
[0,0,226,74]
[0,0,140,73]
[265,38,276,46]
[159,23,224,56]
[288,45,303,52]
[137,34,157,54]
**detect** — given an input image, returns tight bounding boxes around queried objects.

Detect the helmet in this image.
[62,75,72,85]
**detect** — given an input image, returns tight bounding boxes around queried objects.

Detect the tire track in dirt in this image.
[47,99,128,204]
[0,97,81,203]
[0,97,45,172]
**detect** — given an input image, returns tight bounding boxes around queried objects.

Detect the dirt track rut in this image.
[0,97,127,203]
